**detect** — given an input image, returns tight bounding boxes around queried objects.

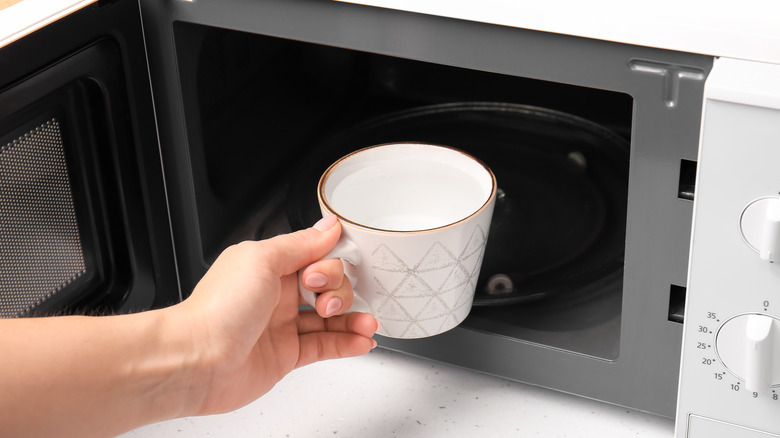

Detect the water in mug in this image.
[328,158,489,231]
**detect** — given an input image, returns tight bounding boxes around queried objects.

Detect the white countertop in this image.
[121,347,675,437]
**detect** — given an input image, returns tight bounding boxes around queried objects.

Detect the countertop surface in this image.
[121,347,675,438]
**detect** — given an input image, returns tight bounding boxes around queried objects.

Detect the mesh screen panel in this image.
[0,118,86,317]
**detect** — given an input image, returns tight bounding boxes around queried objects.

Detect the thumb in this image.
[262,215,341,276]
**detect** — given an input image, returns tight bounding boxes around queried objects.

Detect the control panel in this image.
[675,58,780,437]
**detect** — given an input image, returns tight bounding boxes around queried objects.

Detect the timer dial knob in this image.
[716,314,780,392]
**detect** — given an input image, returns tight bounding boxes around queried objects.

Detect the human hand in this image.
[0,215,377,438]
[173,215,379,416]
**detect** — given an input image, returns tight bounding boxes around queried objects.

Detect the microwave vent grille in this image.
[0,118,86,317]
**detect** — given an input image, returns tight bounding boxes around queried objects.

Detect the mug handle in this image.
[297,237,372,314]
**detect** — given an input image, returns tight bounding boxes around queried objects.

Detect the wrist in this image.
[0,308,210,438]
[135,305,211,421]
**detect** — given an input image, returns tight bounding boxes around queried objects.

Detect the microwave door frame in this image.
[137,0,713,417]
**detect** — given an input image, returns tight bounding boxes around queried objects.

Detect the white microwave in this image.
[1,1,779,436]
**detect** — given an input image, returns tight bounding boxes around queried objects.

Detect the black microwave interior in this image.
[173,22,633,360]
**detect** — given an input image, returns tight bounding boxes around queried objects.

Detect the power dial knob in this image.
[741,197,780,262]
[716,314,780,392]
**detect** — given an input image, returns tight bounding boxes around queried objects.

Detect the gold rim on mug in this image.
[317,142,497,234]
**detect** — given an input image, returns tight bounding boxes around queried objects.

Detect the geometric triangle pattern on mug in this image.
[371,225,487,338]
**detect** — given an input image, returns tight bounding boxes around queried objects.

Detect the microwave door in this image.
[0,0,178,316]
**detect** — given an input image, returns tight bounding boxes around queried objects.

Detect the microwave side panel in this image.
[140,0,711,417]
[675,58,780,438]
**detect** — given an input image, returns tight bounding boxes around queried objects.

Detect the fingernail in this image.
[305,272,328,289]
[371,339,378,349]
[313,214,338,231]
[325,297,343,317]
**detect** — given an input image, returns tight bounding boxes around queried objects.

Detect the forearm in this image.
[0,308,202,438]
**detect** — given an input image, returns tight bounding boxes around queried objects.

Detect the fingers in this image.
[301,259,354,317]
[295,311,380,368]
[296,332,377,368]
[297,310,379,337]
[301,258,344,291]
[261,215,341,276]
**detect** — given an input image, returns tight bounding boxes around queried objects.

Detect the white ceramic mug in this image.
[300,142,497,339]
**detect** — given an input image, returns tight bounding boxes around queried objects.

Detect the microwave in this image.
[1,1,778,436]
